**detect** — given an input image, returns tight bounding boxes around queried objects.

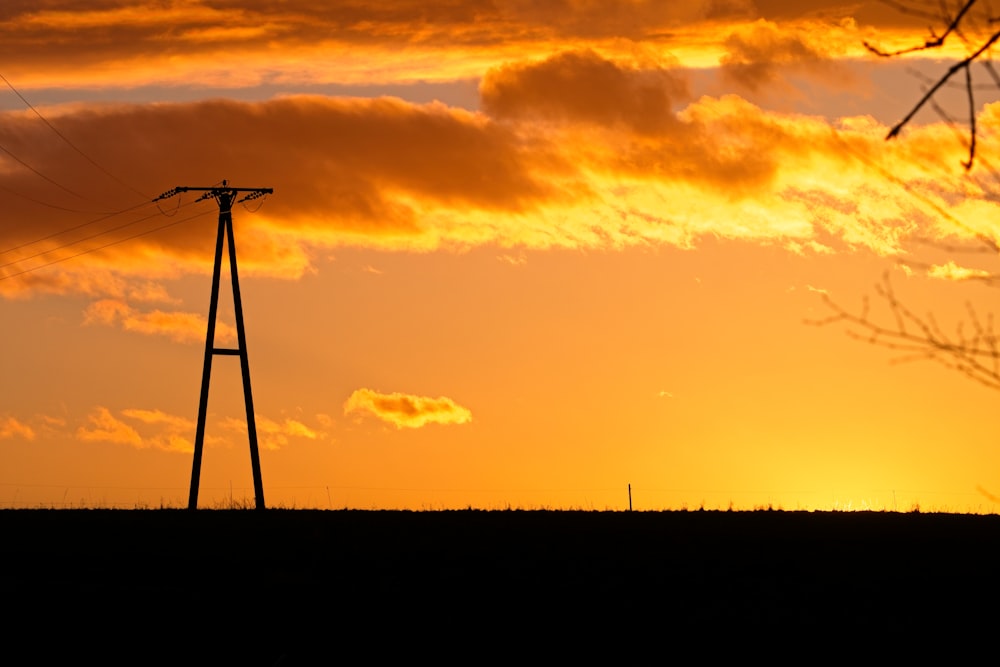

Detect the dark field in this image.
[3,509,998,663]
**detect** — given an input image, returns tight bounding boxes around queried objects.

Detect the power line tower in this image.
[155,181,273,510]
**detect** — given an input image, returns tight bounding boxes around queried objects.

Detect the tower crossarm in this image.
[153,180,273,205]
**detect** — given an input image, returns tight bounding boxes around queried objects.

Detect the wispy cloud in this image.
[344,388,473,429]
[120,408,195,453]
[74,405,326,453]
[497,252,527,266]
[76,406,193,452]
[83,299,234,344]
[0,1,754,90]
[0,416,36,441]
[220,414,323,450]
[76,407,142,447]
[927,260,992,282]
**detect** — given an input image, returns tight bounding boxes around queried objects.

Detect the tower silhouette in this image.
[155,181,273,509]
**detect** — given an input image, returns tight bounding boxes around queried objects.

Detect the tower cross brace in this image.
[155,181,273,510]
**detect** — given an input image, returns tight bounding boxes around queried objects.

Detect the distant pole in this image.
[155,181,273,510]
[628,483,632,511]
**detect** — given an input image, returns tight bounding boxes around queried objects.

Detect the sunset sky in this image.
[4,0,1000,511]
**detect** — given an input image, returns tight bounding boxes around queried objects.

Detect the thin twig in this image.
[808,273,1000,390]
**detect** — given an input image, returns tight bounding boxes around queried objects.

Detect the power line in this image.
[0,182,114,214]
[0,185,209,261]
[0,207,215,282]
[0,142,88,200]
[0,207,169,271]
[0,72,150,201]
[0,181,270,283]
[0,202,178,258]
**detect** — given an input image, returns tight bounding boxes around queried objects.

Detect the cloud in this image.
[0,0,968,100]
[497,252,527,266]
[127,281,181,305]
[719,19,856,93]
[76,407,143,447]
[344,388,473,429]
[2,49,998,300]
[927,261,992,282]
[75,407,325,454]
[76,406,195,452]
[220,414,322,450]
[494,1,755,38]
[257,416,320,450]
[0,1,754,91]
[481,49,690,134]
[121,408,194,430]
[82,298,234,344]
[0,95,560,298]
[120,408,195,453]
[0,416,36,441]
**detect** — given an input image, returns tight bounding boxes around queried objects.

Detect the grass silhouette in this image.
[2,508,996,663]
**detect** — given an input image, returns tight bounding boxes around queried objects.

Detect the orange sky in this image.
[3,0,1000,511]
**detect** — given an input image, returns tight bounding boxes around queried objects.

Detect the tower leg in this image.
[189,216,227,510]
[226,215,265,510]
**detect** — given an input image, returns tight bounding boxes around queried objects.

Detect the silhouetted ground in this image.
[2,509,997,663]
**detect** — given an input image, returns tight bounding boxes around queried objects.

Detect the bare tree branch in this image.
[865,0,1000,169]
[813,2,1000,399]
[863,0,978,57]
[809,273,1000,390]
[963,62,978,168]
[873,0,960,24]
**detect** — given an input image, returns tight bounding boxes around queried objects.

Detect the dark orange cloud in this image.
[482,49,690,134]
[481,52,795,191]
[0,1,737,90]
[0,95,562,296]
[8,0,935,96]
[344,388,473,429]
[0,1,747,58]
[719,19,855,92]
[492,1,755,38]
[750,0,929,27]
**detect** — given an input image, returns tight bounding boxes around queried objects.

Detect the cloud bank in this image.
[1,68,990,299]
[2,2,996,306]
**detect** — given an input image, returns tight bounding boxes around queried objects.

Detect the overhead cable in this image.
[0,72,151,201]
[0,208,216,282]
